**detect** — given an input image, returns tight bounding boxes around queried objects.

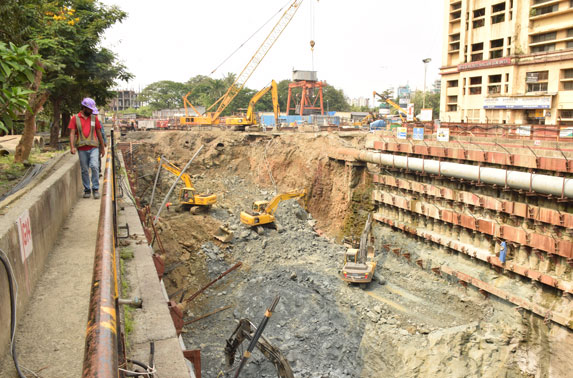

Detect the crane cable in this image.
[209,0,295,76]
[309,0,316,71]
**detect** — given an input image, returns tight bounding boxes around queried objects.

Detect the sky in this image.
[100,0,444,100]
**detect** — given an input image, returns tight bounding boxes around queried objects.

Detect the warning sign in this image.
[17,210,33,262]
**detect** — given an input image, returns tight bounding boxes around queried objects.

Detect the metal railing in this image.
[82,131,122,377]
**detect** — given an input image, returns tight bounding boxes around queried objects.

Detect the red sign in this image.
[18,210,34,262]
[458,57,512,72]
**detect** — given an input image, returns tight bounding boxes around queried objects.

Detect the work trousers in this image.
[78,148,100,192]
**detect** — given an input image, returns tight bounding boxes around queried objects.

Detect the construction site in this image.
[1,0,573,377]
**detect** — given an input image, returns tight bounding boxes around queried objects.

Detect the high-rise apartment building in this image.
[440,0,573,125]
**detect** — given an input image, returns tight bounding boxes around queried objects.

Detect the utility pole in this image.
[422,58,431,110]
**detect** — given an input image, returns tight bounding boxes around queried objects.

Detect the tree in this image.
[410,90,440,119]
[0,42,42,134]
[138,81,188,110]
[1,1,130,161]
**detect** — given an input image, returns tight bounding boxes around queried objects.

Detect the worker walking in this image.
[69,98,105,199]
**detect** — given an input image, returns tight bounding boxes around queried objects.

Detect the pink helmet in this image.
[81,97,99,114]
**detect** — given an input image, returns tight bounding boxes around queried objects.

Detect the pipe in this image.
[337,148,573,198]
[82,148,119,377]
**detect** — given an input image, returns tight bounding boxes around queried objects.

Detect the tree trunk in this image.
[14,64,49,163]
[49,97,61,148]
[61,111,70,139]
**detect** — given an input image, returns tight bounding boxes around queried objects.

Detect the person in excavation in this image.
[69,97,106,199]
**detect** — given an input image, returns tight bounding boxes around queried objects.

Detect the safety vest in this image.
[75,114,99,148]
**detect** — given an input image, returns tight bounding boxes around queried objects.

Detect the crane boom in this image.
[373,91,416,122]
[209,0,304,123]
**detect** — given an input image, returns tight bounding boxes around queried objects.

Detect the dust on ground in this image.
[125,129,572,378]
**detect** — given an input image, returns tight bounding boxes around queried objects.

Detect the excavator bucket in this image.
[214,225,234,243]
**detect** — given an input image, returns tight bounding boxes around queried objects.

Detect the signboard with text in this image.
[437,128,450,142]
[483,96,552,109]
[406,104,414,121]
[420,109,433,122]
[17,209,33,263]
[397,127,408,139]
[458,57,511,72]
[413,127,424,141]
[560,127,573,138]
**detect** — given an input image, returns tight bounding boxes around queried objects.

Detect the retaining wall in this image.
[0,154,80,358]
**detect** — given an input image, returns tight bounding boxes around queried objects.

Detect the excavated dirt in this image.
[124,130,572,378]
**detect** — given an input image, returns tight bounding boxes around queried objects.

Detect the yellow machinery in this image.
[341,213,377,287]
[158,157,217,211]
[240,189,306,227]
[373,91,417,122]
[225,80,280,127]
[180,0,304,127]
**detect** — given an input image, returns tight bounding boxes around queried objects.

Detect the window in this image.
[531,32,556,43]
[492,2,505,13]
[447,80,459,87]
[492,14,505,23]
[471,53,483,61]
[472,42,483,51]
[506,73,510,81]
[451,11,461,20]
[535,4,559,16]
[473,19,485,28]
[560,69,573,90]
[560,110,573,118]
[450,33,460,42]
[447,96,458,103]
[470,77,482,85]
[450,42,460,51]
[568,41,573,48]
[568,29,573,37]
[451,3,462,11]
[490,50,503,58]
[491,39,504,48]
[448,105,458,112]
[531,44,555,53]
[469,76,482,95]
[526,71,548,92]
[488,75,502,94]
[473,8,485,17]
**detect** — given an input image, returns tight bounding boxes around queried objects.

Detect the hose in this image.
[0,247,26,378]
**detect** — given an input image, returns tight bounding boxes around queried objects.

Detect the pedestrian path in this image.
[0,193,100,377]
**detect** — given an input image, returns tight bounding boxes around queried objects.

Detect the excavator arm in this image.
[264,189,306,216]
[358,213,373,264]
[225,319,294,378]
[157,157,194,189]
[245,80,277,124]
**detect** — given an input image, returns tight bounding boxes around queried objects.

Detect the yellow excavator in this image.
[240,189,306,227]
[157,157,217,211]
[341,213,377,288]
[225,80,280,128]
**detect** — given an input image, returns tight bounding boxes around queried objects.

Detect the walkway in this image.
[0,193,100,377]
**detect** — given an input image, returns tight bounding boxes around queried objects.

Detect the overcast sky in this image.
[100,0,444,100]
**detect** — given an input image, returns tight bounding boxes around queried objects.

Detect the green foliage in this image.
[0,42,42,132]
[410,90,440,119]
[138,80,188,110]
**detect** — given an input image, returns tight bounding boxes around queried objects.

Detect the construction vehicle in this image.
[240,189,306,227]
[341,213,377,287]
[225,318,294,378]
[225,80,280,128]
[157,157,217,211]
[180,0,304,127]
[373,91,417,122]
